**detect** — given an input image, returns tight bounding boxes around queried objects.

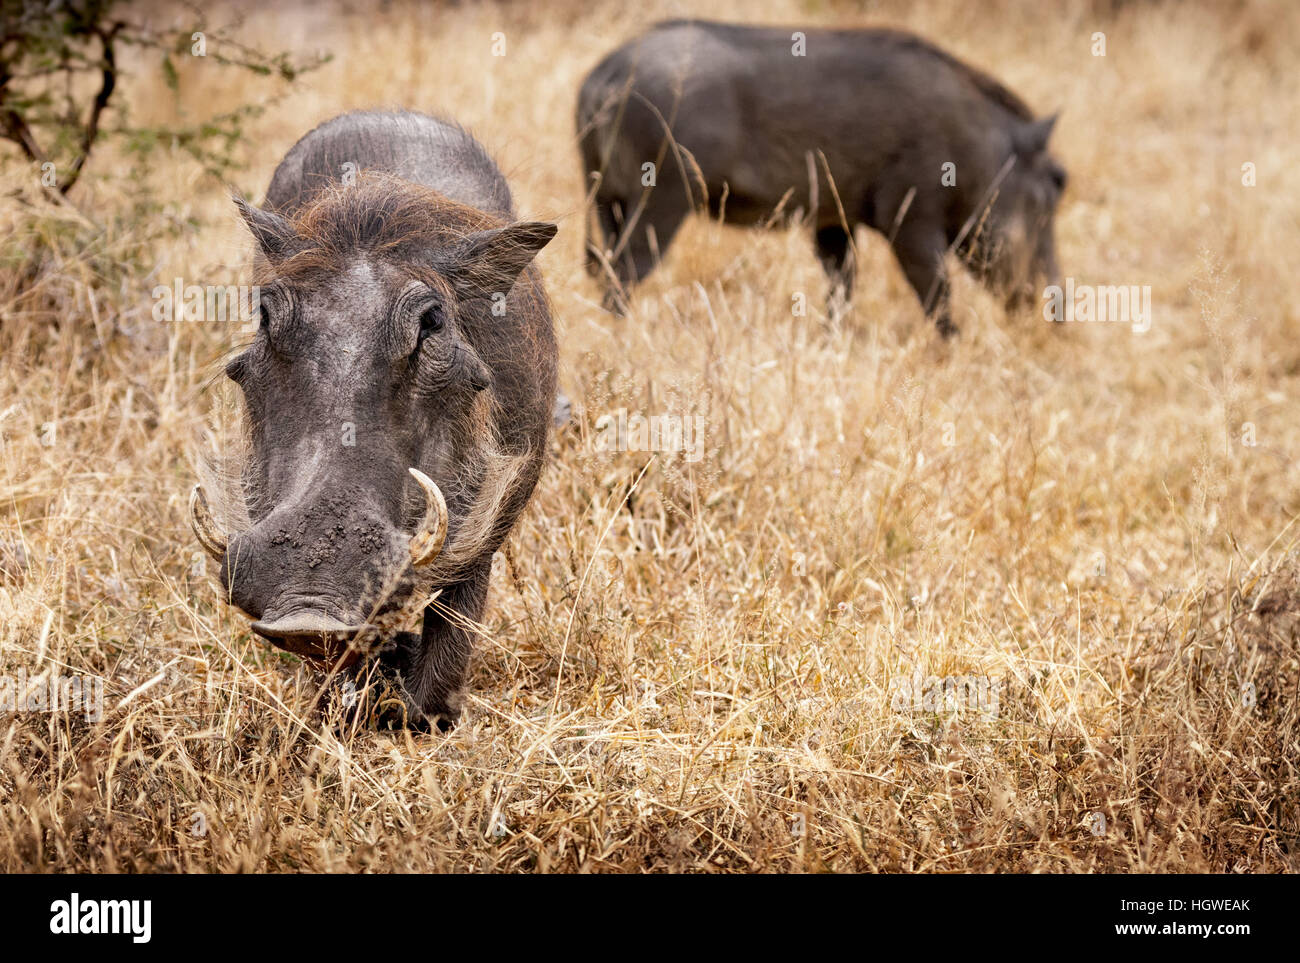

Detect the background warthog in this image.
[577,20,1066,334]
[192,110,557,730]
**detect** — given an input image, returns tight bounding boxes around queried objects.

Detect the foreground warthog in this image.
[190,110,557,729]
[577,20,1066,335]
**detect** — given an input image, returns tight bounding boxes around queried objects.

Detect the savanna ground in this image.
[0,0,1297,872]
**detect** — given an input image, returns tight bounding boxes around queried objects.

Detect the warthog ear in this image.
[233,194,300,262]
[444,221,557,302]
[1014,112,1060,156]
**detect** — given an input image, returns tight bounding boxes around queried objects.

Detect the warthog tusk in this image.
[189,484,228,561]
[408,468,448,566]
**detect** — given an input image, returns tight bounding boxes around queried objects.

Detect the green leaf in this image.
[162,54,179,92]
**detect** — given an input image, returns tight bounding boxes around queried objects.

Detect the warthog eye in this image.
[418,304,444,336]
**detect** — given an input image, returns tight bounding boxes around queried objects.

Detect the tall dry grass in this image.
[0,0,1296,871]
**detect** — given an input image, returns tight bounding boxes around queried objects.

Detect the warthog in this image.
[577,20,1066,335]
[189,110,557,730]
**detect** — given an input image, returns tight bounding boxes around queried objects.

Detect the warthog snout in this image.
[190,469,447,658]
[223,495,407,651]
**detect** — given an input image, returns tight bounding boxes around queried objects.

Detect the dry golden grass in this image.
[1,0,1297,872]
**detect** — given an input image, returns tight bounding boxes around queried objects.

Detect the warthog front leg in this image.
[596,186,691,314]
[361,562,490,731]
[890,222,955,338]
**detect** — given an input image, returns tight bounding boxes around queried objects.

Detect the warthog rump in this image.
[577,20,1067,334]
[190,110,558,730]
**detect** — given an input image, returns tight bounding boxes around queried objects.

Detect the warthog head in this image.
[963,113,1066,309]
[190,174,554,659]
